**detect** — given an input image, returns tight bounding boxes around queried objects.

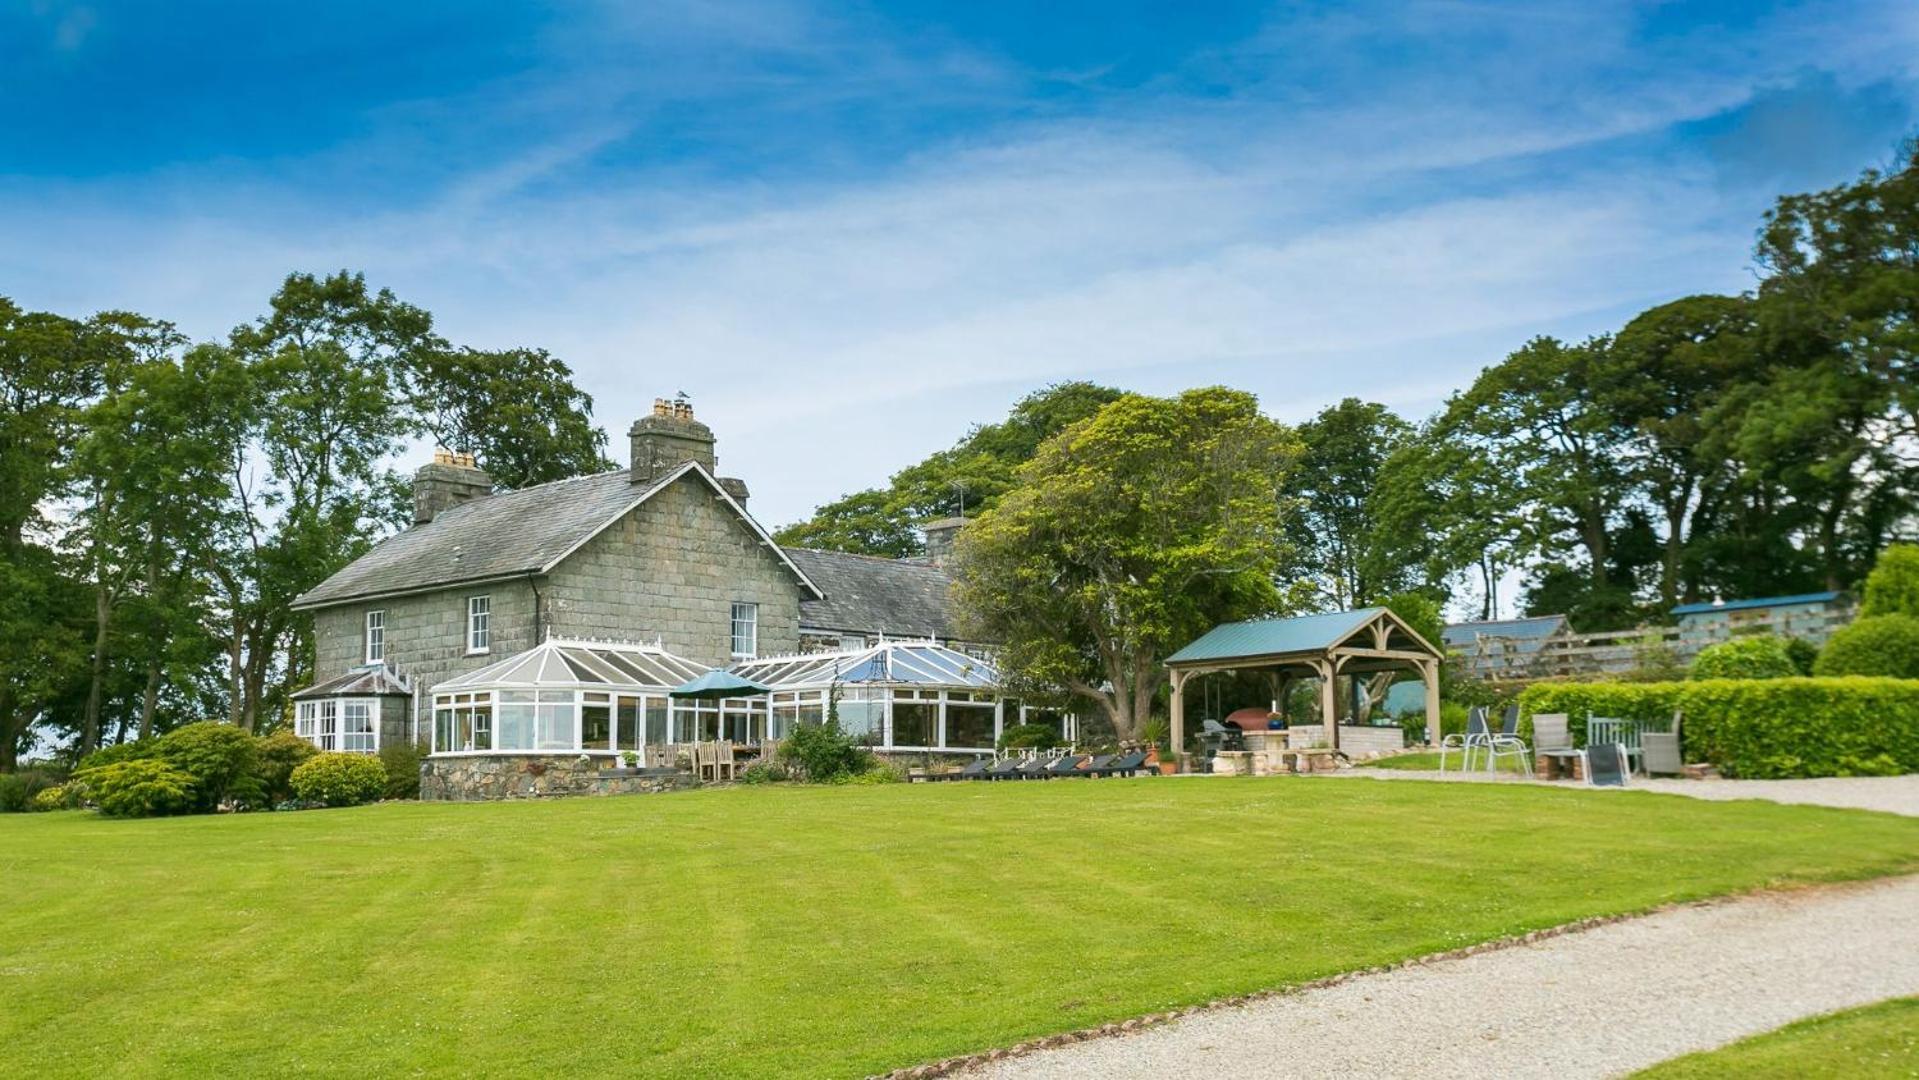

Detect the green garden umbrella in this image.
[669,670,774,700]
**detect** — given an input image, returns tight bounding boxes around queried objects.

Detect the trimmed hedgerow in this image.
[1689,635,1798,680]
[289,753,387,808]
[1519,677,1919,780]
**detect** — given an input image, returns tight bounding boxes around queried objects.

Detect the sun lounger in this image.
[1075,754,1119,777]
[984,758,1024,780]
[1584,742,1630,788]
[1107,750,1150,776]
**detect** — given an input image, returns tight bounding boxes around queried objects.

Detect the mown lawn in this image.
[3,779,1916,1078]
[1635,997,1919,1078]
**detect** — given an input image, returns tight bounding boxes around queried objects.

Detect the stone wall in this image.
[422,755,696,801]
[313,578,541,735]
[544,473,803,667]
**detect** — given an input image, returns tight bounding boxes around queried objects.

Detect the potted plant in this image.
[621,750,640,772]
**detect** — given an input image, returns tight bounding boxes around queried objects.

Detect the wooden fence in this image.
[1456,606,1857,685]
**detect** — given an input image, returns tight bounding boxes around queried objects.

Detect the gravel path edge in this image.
[871,873,1916,1080]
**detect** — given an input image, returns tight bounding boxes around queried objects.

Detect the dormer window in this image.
[467,595,491,654]
[365,610,385,664]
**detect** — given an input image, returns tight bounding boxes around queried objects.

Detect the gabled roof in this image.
[732,640,999,691]
[783,547,955,640]
[433,639,714,694]
[292,461,821,610]
[292,664,411,699]
[1442,614,1568,649]
[1671,591,1843,616]
[1167,608,1381,665]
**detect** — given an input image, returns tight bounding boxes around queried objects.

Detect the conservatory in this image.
[426,638,773,756]
[731,640,1075,753]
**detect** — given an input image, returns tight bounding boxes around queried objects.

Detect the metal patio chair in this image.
[1439,707,1491,773]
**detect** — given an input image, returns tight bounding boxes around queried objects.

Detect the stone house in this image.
[287,402,1057,787]
[289,402,821,753]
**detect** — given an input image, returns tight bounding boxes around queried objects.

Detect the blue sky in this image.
[5,0,1917,541]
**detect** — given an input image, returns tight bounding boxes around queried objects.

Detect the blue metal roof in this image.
[1441,615,1566,646]
[1166,608,1384,666]
[1671,591,1841,616]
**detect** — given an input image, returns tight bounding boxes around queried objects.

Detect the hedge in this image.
[1689,635,1797,680]
[1518,677,1919,780]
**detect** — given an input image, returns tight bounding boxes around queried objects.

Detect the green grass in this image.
[3,780,1917,1077]
[1635,997,1919,1078]
[1363,750,1445,770]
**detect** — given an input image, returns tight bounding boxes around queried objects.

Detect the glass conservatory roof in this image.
[731,641,999,691]
[434,639,713,694]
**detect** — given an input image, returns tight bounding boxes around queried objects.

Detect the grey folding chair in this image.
[1486,705,1529,774]
[1584,742,1630,788]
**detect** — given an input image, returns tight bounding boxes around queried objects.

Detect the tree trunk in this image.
[82,585,111,755]
[227,616,246,727]
[139,655,162,741]
[1661,497,1686,612]
[0,684,18,773]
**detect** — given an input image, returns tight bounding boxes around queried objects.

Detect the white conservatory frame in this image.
[426,639,770,757]
[731,640,1077,754]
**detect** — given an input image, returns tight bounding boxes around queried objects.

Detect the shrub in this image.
[1783,637,1819,676]
[79,759,197,818]
[75,740,157,773]
[255,730,318,806]
[33,783,85,811]
[1690,635,1798,680]
[1814,615,1919,679]
[0,773,31,813]
[290,753,388,807]
[776,720,874,783]
[1519,677,1919,779]
[1861,543,1919,617]
[155,722,265,811]
[739,760,789,784]
[377,740,426,800]
[997,723,1063,751]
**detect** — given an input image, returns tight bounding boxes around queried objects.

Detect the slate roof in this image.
[1442,614,1569,654]
[292,462,820,610]
[1167,608,1387,666]
[292,664,412,699]
[1671,591,1842,616]
[783,547,957,640]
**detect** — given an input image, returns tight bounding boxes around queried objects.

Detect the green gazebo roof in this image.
[1165,608,1389,666]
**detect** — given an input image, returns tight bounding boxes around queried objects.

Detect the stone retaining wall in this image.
[422,754,695,802]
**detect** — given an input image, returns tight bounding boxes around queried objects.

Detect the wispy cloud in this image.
[1,0,1914,527]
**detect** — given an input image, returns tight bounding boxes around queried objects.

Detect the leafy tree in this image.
[1862,544,1919,617]
[0,299,100,770]
[776,381,1122,555]
[408,346,613,488]
[1288,398,1415,608]
[952,388,1300,741]
[1601,294,1759,608]
[1372,420,1526,619]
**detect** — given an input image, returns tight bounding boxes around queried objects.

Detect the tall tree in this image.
[218,271,435,729]
[1288,398,1415,608]
[776,381,1123,556]
[1372,421,1526,620]
[952,388,1300,741]
[408,346,613,488]
[0,299,100,769]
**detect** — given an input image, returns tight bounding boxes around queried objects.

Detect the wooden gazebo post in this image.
[1169,667,1189,768]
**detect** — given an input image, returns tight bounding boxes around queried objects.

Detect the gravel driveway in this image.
[1329,769,1919,817]
[959,874,1919,1079]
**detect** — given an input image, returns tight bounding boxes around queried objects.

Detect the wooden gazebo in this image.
[1164,607,1443,761]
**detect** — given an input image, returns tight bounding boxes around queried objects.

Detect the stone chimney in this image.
[922,516,967,566]
[414,450,493,525]
[629,397,717,483]
[628,397,751,508]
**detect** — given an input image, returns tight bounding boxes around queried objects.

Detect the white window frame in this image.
[296,701,317,741]
[730,601,758,659]
[341,699,378,753]
[467,595,491,654]
[365,609,386,664]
